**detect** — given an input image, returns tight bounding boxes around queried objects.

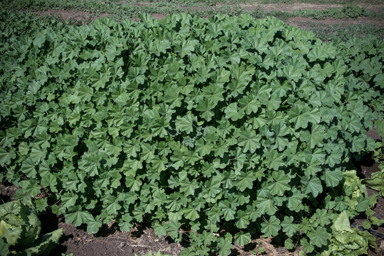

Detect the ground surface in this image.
[27,2,384,28]
[1,2,384,255]
[19,1,384,42]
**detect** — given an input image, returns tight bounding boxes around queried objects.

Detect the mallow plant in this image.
[0,10,383,255]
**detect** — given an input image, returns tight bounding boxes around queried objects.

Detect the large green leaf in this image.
[217,236,233,256]
[261,216,281,237]
[0,147,16,167]
[166,219,181,241]
[302,176,323,197]
[235,210,250,229]
[86,216,103,234]
[264,149,285,170]
[149,39,171,56]
[237,128,261,153]
[20,157,37,178]
[218,201,236,221]
[307,226,330,247]
[24,228,63,256]
[61,193,79,210]
[176,112,195,134]
[225,103,244,121]
[268,170,291,196]
[183,207,199,221]
[287,188,304,212]
[19,180,41,197]
[281,216,298,237]
[256,196,276,215]
[235,231,251,246]
[235,171,256,192]
[333,211,352,232]
[321,169,343,187]
[300,125,326,149]
[0,238,9,256]
[174,39,199,57]
[153,221,167,238]
[65,206,92,227]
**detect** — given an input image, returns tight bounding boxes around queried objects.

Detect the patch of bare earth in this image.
[286,17,384,28]
[239,3,384,13]
[151,13,167,20]
[54,221,184,256]
[29,9,108,23]
[25,3,384,28]
[241,3,342,11]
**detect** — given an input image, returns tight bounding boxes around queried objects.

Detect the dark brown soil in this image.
[51,219,184,256]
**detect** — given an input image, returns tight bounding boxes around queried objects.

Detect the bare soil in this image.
[26,3,384,29]
[239,3,384,12]
[28,10,109,24]
[285,16,384,31]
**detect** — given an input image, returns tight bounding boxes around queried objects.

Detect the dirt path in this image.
[240,3,384,12]
[26,2,384,28]
[286,16,384,28]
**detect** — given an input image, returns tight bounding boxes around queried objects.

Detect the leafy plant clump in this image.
[364,170,384,197]
[321,211,376,256]
[373,119,384,171]
[0,11,384,255]
[313,4,369,19]
[363,119,384,196]
[0,199,62,256]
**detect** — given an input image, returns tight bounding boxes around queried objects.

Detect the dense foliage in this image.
[1,10,383,255]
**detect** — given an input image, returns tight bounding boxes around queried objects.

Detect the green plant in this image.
[363,119,384,196]
[340,4,368,18]
[137,250,171,256]
[361,206,384,231]
[305,4,369,20]
[373,119,384,170]
[364,169,384,196]
[302,22,384,42]
[0,200,62,256]
[0,11,383,256]
[321,211,376,256]
[373,142,384,170]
